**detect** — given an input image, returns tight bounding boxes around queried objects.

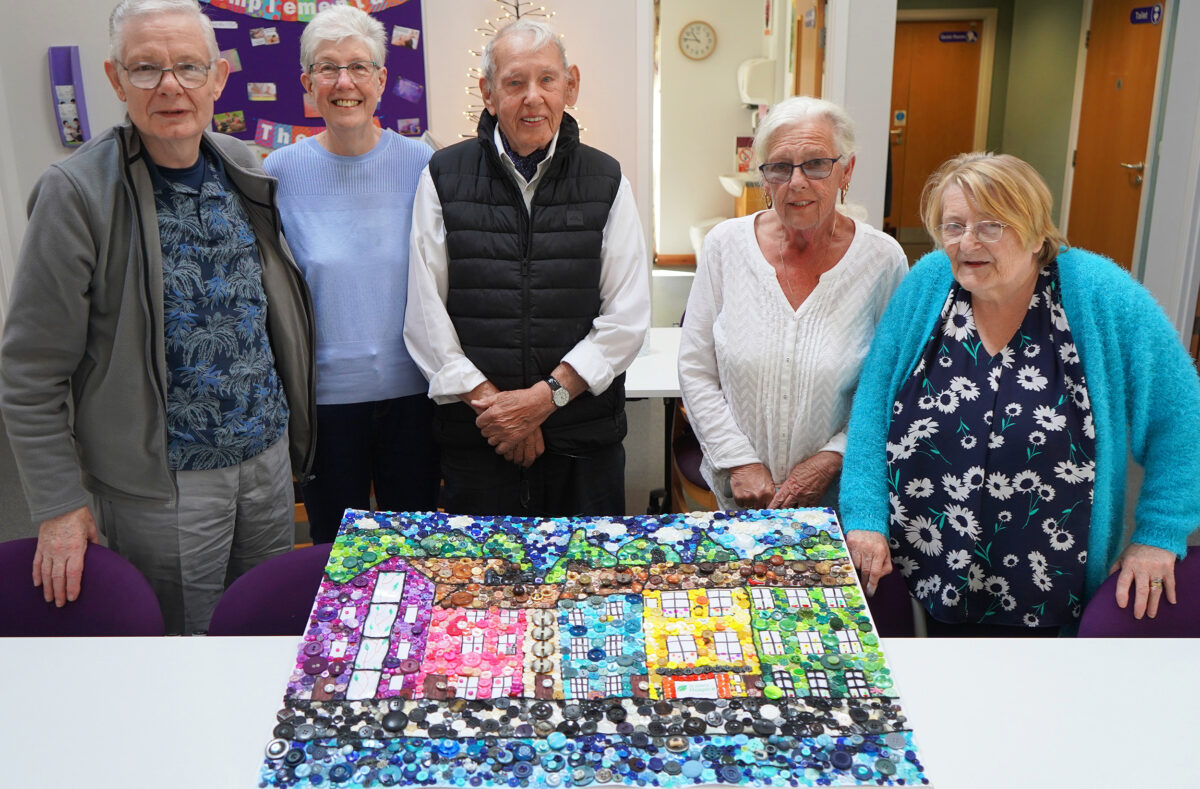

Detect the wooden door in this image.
[1067,0,1166,269]
[887,20,982,240]
[793,0,824,98]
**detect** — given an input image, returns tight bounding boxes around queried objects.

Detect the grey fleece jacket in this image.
[0,122,316,523]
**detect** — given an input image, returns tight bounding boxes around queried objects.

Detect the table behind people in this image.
[842,151,1200,635]
[0,0,315,635]
[678,96,907,514]
[404,17,649,519]
[264,5,438,545]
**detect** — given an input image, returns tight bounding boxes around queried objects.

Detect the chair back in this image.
[1078,546,1200,637]
[0,538,164,636]
[207,543,332,636]
[863,567,917,638]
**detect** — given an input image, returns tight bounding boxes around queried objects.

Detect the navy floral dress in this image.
[886,264,1095,628]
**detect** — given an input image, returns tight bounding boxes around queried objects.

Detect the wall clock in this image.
[678,20,716,61]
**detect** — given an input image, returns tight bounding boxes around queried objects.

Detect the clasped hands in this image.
[728,451,842,510]
[470,381,556,468]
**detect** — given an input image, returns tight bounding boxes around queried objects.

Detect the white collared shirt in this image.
[404,128,650,403]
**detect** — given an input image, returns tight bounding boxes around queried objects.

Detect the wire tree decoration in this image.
[462,1,556,135]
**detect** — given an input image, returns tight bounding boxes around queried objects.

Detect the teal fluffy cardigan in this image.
[840,247,1200,600]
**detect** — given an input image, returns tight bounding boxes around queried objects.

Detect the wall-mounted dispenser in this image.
[737,57,776,106]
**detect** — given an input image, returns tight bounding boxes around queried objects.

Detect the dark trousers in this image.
[301,395,440,543]
[440,442,625,517]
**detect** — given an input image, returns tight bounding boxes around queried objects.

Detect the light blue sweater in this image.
[264,131,431,405]
[840,247,1200,599]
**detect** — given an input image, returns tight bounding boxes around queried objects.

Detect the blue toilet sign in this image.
[1130,4,1163,25]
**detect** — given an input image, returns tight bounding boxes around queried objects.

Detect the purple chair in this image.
[207,543,332,636]
[0,538,164,636]
[1078,546,1200,637]
[862,566,917,638]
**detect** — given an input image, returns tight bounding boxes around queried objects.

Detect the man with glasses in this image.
[405,18,650,517]
[0,0,315,635]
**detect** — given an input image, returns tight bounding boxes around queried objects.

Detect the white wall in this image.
[1142,0,1200,341]
[658,0,766,256]
[824,0,896,229]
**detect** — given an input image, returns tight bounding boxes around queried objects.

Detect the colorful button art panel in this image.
[258,509,932,788]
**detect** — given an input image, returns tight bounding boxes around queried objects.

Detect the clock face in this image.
[679,20,716,61]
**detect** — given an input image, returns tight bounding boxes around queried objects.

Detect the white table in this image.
[625,327,683,510]
[625,326,682,398]
[2,636,1195,789]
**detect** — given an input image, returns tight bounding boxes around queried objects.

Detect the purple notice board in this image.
[202,1,427,149]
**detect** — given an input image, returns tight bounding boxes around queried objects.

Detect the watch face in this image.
[552,387,570,407]
[679,21,716,61]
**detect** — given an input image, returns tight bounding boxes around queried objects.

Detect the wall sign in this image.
[937,30,978,43]
[1129,4,1163,25]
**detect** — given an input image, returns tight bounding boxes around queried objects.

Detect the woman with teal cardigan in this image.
[840,152,1200,635]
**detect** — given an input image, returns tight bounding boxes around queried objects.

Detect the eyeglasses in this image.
[758,156,843,184]
[937,221,1008,244]
[118,61,213,89]
[308,61,380,83]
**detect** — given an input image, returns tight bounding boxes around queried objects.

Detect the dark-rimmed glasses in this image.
[117,60,213,89]
[758,156,843,184]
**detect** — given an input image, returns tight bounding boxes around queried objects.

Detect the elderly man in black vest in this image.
[405,18,650,517]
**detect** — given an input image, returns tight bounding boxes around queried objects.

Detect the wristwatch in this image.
[546,376,570,407]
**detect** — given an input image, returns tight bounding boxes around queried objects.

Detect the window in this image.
[758,629,784,656]
[796,630,823,655]
[463,608,485,622]
[844,669,870,698]
[458,675,479,700]
[570,676,591,699]
[772,669,796,697]
[403,606,419,623]
[666,634,698,662]
[606,600,624,618]
[713,630,744,662]
[498,633,519,655]
[604,674,624,697]
[497,609,518,625]
[461,634,484,654]
[806,670,831,698]
[569,609,585,626]
[784,588,811,609]
[661,590,691,618]
[605,634,624,656]
[836,629,862,654]
[570,638,590,660]
[823,587,847,607]
[750,588,774,610]
[726,673,746,695]
[492,676,512,698]
[707,589,733,616]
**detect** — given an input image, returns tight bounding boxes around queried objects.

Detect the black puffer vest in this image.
[428,112,627,452]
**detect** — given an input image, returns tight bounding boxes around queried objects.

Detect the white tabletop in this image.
[2,636,1195,789]
[625,327,682,398]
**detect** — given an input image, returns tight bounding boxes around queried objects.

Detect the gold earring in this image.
[764,187,772,209]
[840,186,848,204]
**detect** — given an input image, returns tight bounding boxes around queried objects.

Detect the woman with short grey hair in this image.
[265,5,440,543]
[679,96,907,513]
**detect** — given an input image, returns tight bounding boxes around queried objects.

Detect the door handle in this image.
[1118,161,1144,171]
[889,129,902,135]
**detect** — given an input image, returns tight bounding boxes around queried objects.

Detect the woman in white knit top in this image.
[679,97,907,510]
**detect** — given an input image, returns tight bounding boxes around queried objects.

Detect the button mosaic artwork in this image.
[258,509,932,787]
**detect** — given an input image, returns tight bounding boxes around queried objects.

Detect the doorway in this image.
[887,10,997,259]
[1064,0,1168,271]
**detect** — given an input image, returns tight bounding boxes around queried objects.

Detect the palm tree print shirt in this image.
[153,152,289,471]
